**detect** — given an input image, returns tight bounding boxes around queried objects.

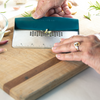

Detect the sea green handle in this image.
[15,17,79,32]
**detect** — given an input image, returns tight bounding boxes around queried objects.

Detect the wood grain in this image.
[3,57,60,94]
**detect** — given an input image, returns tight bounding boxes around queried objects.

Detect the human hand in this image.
[46,1,72,18]
[0,40,8,53]
[52,35,100,74]
[32,0,72,19]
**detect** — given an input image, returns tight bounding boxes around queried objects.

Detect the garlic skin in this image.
[0,0,3,5]
[13,6,20,10]
[4,30,11,37]
[13,0,27,4]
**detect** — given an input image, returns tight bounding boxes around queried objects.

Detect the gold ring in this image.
[74,42,80,51]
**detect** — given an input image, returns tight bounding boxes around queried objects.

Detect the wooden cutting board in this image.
[0,7,100,100]
[0,35,88,100]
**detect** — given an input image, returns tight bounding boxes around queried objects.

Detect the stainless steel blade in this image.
[12,30,78,48]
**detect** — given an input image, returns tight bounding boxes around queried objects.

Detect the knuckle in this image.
[87,42,94,47]
[83,40,94,48]
[83,50,93,57]
[83,36,91,42]
[65,53,74,60]
[63,54,66,59]
[70,53,77,60]
[89,35,97,40]
[57,45,65,52]
[70,53,74,60]
[58,46,62,51]
[60,40,67,45]
[60,41,65,44]
[83,36,97,48]
[60,54,67,60]
[70,36,76,39]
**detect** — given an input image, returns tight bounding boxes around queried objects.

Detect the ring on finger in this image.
[74,42,80,51]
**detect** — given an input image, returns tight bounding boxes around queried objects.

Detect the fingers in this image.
[58,11,64,16]
[0,48,7,53]
[63,14,73,18]
[56,52,82,61]
[32,0,72,19]
[50,14,61,17]
[47,8,72,18]
[52,42,77,53]
[32,0,54,19]
[61,0,73,18]
[55,7,62,13]
[46,7,63,16]
[62,0,71,15]
[47,1,73,17]
[52,36,85,53]
[35,0,43,11]
[57,35,84,46]
[62,6,71,15]
[46,8,55,16]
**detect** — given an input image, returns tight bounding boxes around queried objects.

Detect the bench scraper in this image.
[12,17,79,48]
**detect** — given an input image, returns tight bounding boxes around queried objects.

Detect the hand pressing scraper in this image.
[12,17,79,48]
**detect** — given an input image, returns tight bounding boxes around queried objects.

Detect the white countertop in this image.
[0,0,37,19]
[0,0,100,100]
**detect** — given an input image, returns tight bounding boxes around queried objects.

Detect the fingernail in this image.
[52,47,57,50]
[56,54,61,58]
[32,12,39,19]
[54,43,59,46]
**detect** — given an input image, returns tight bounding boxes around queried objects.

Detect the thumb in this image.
[32,1,53,19]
